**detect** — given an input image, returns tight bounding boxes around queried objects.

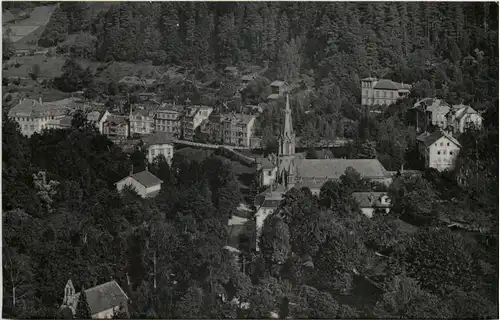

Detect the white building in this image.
[448,104,483,133]
[60,280,129,319]
[361,77,411,106]
[417,130,461,172]
[142,132,175,165]
[253,184,286,251]
[86,110,111,134]
[130,109,155,135]
[7,97,75,137]
[115,170,163,198]
[256,155,278,187]
[351,192,392,218]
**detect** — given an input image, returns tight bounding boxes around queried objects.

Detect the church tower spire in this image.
[279,94,296,156]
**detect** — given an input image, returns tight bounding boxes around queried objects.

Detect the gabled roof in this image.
[370,79,411,91]
[351,192,391,208]
[73,281,128,316]
[417,130,461,148]
[455,105,480,120]
[129,170,163,188]
[294,159,390,180]
[3,11,16,24]
[105,115,128,126]
[142,132,175,147]
[414,98,450,112]
[8,98,72,118]
[270,80,288,87]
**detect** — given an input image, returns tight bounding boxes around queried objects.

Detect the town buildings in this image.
[86,110,111,134]
[115,169,163,198]
[154,103,183,135]
[417,129,461,171]
[361,77,411,106]
[181,105,213,140]
[142,132,175,165]
[351,192,392,218]
[7,97,75,137]
[102,115,129,140]
[204,112,256,147]
[60,280,128,319]
[414,98,483,133]
[268,81,290,100]
[130,109,155,136]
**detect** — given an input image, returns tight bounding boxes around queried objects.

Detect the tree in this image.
[75,288,92,318]
[291,285,339,318]
[260,215,291,269]
[276,38,302,81]
[53,59,94,92]
[373,276,452,319]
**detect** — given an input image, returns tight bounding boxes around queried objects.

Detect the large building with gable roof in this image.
[417,129,461,171]
[60,279,128,319]
[361,77,411,106]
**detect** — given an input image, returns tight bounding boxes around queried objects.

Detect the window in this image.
[151,150,156,156]
[440,142,443,146]
[30,125,35,130]
[267,170,272,176]
[449,151,453,156]
[437,151,441,155]
[443,150,447,155]
[447,143,450,146]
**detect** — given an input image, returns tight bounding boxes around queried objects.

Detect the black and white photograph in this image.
[2,1,499,319]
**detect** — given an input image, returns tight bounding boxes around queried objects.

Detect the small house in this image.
[351,192,392,218]
[417,130,461,171]
[115,169,163,198]
[268,81,290,100]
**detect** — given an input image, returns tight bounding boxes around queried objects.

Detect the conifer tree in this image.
[75,288,92,319]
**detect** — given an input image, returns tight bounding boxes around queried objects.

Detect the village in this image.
[2,2,497,319]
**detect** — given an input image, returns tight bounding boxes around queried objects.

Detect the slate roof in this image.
[351,192,391,208]
[294,158,390,180]
[8,98,72,118]
[417,130,461,148]
[130,170,163,188]
[3,11,16,24]
[142,132,175,147]
[373,79,411,91]
[73,281,128,315]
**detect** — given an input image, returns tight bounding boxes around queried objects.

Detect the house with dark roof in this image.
[289,158,393,195]
[351,191,392,218]
[115,169,163,198]
[413,97,451,128]
[7,97,75,137]
[268,80,290,100]
[60,279,128,319]
[417,129,461,171]
[141,132,175,165]
[361,77,411,106]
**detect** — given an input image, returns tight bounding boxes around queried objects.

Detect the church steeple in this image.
[279,94,296,156]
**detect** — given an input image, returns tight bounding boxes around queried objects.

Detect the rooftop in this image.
[105,115,128,126]
[413,98,450,111]
[241,74,256,81]
[129,170,163,188]
[270,80,288,87]
[373,79,411,91]
[294,158,390,180]
[417,130,461,148]
[72,281,128,316]
[8,98,73,118]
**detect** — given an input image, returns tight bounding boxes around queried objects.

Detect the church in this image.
[256,94,392,195]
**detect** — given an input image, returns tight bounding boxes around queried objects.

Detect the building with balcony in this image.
[182,105,213,140]
[154,103,183,136]
[205,112,256,147]
[130,109,155,136]
[361,77,411,106]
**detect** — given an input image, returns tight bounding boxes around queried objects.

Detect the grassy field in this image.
[5,5,57,47]
[4,56,67,78]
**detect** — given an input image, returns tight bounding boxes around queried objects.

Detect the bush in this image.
[14,63,21,68]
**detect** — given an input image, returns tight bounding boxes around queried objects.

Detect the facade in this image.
[413,98,451,128]
[102,115,129,139]
[206,112,256,147]
[361,77,411,106]
[254,184,287,251]
[60,280,128,319]
[7,97,74,137]
[448,104,483,133]
[130,109,155,135]
[154,104,183,135]
[417,130,461,171]
[256,155,278,187]
[86,110,111,134]
[45,115,73,130]
[268,81,290,100]
[182,105,213,140]
[115,170,163,198]
[351,192,392,218]
[142,132,175,164]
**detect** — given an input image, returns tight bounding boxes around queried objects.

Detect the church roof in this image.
[294,159,390,180]
[73,281,128,316]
